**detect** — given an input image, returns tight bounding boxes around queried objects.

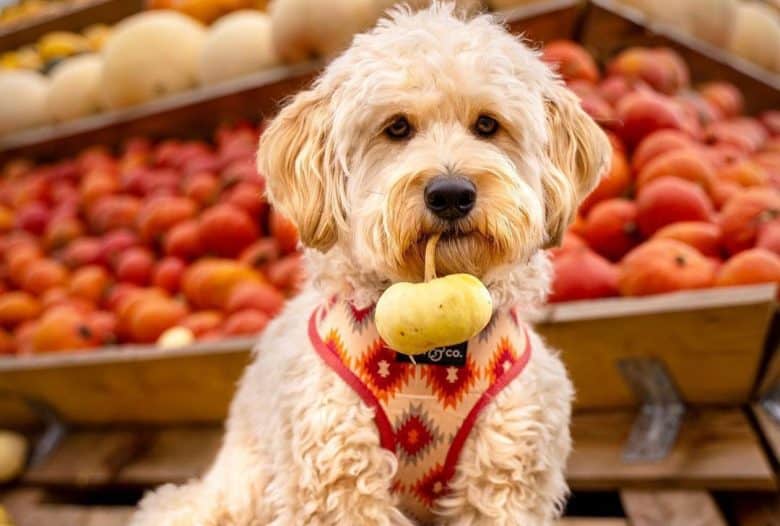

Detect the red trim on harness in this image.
[308,307,396,451]
[308,303,533,488]
[441,329,532,482]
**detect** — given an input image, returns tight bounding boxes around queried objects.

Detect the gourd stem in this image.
[424,233,441,282]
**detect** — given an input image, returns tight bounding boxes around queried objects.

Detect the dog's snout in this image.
[424,175,476,220]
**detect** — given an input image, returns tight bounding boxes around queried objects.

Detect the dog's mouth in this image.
[395,226,499,280]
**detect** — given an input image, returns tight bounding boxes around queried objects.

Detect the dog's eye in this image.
[385,116,412,140]
[474,115,499,137]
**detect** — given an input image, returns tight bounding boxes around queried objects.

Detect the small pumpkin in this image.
[375,233,492,356]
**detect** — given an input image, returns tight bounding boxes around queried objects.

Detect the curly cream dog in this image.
[131,4,609,525]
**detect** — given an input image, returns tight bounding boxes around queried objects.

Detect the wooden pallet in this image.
[580,0,780,113]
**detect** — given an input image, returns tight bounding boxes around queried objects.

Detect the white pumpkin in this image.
[728,2,780,71]
[199,11,279,85]
[642,0,693,33]
[270,0,378,62]
[376,0,480,16]
[686,0,736,46]
[0,70,50,136]
[47,53,104,122]
[101,11,206,109]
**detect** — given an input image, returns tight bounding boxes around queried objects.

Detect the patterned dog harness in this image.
[308,298,532,523]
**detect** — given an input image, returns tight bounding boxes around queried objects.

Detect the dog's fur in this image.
[131,5,610,525]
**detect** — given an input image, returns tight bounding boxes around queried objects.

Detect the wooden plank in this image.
[0,339,252,426]
[620,490,727,526]
[119,427,222,485]
[752,403,780,466]
[503,0,582,43]
[4,505,134,526]
[757,311,780,397]
[0,63,318,164]
[23,427,220,487]
[580,0,780,113]
[568,409,776,491]
[24,409,774,491]
[0,286,773,426]
[535,285,776,409]
[0,0,143,52]
[23,430,150,486]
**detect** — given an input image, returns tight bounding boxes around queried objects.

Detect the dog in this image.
[131,4,610,525]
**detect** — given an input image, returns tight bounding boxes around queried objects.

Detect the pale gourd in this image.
[199,11,279,85]
[686,0,736,46]
[375,234,492,355]
[728,3,780,72]
[376,0,480,17]
[642,0,692,33]
[157,326,196,348]
[101,11,206,109]
[270,0,378,63]
[0,431,27,483]
[0,70,50,136]
[47,54,104,122]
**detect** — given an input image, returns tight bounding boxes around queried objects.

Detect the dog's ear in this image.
[541,84,611,248]
[258,88,345,252]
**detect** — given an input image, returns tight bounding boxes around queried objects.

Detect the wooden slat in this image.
[0,503,622,526]
[757,311,780,397]
[568,409,775,491]
[752,403,780,466]
[24,427,220,487]
[0,63,318,164]
[559,520,627,526]
[0,339,252,426]
[4,505,134,526]
[118,427,222,485]
[620,490,727,526]
[535,285,776,409]
[0,0,143,52]
[580,0,780,113]
[503,0,582,43]
[23,409,775,491]
[23,430,150,486]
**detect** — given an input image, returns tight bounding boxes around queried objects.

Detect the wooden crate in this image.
[0,0,144,52]
[580,0,780,113]
[536,284,777,410]
[0,0,582,164]
[0,285,774,427]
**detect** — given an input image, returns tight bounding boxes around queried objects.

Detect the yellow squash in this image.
[375,233,492,355]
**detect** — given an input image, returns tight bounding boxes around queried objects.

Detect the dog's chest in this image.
[308,299,532,522]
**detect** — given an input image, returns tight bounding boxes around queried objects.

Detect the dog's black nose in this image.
[424,176,476,220]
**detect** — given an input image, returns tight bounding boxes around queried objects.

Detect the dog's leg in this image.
[265,353,416,526]
[435,339,573,526]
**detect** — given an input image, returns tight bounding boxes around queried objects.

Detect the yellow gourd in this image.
[375,233,492,356]
[0,430,27,483]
